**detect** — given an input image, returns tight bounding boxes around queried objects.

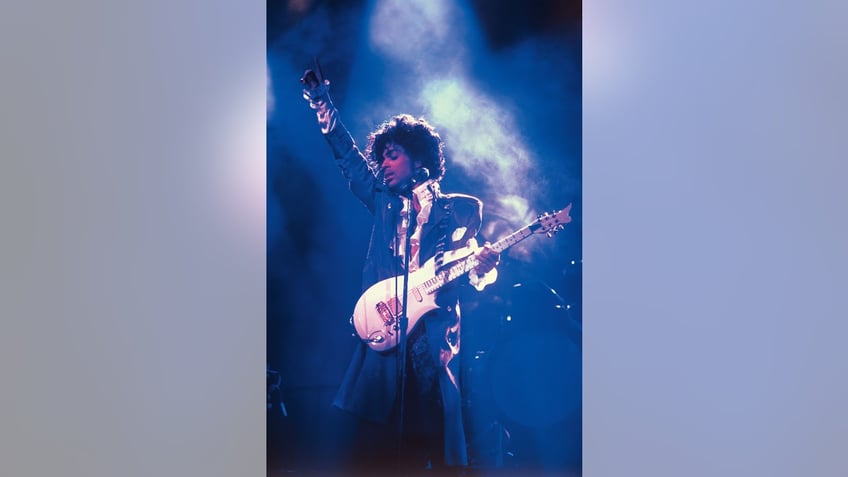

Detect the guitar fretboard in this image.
[418,221,540,295]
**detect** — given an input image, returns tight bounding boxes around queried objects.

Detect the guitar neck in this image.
[490,222,538,254]
[420,222,540,294]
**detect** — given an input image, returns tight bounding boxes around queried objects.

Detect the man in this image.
[301,66,499,474]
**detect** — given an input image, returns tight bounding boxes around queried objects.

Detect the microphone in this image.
[410,167,430,187]
[300,57,326,89]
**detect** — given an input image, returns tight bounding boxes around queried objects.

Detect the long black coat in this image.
[323,122,481,465]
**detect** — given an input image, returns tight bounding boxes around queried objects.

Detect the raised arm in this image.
[301,67,378,213]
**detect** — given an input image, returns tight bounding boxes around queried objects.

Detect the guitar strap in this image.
[433,194,453,272]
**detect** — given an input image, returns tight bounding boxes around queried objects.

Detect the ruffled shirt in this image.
[394,180,438,271]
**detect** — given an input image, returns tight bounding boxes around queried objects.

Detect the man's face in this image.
[380,142,421,192]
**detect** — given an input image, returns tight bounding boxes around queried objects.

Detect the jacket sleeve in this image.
[447,195,498,291]
[445,194,482,248]
[323,119,379,214]
[302,74,379,213]
[467,235,498,291]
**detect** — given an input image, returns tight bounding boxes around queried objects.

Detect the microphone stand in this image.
[395,191,416,471]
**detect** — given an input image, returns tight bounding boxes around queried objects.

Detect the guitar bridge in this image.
[375,297,401,330]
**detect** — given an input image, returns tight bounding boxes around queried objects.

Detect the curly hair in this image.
[365,114,446,181]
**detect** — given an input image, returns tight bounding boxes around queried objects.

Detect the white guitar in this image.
[352,204,572,351]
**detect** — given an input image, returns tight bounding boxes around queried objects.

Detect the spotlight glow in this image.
[369,0,450,60]
[420,78,534,201]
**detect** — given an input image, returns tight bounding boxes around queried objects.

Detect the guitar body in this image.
[352,258,442,352]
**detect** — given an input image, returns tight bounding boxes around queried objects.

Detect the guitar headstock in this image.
[534,203,573,237]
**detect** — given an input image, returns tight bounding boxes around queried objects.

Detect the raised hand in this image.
[299,59,337,134]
